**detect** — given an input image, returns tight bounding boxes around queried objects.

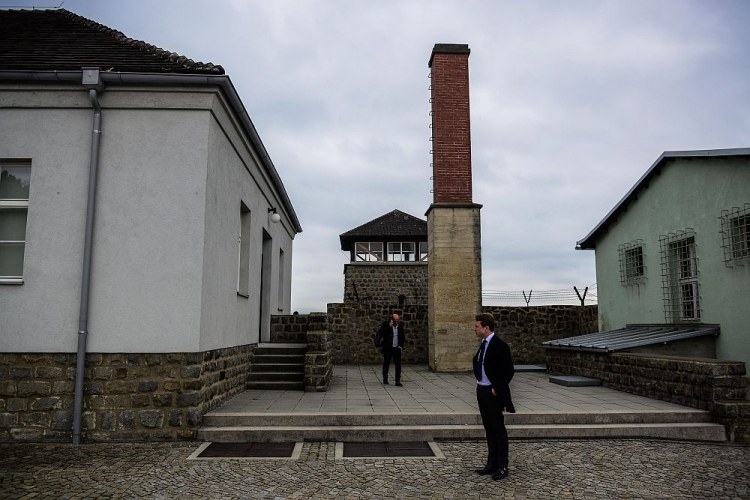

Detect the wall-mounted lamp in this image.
[268,207,281,224]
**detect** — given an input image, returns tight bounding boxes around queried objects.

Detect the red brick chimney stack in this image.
[429,44,472,204]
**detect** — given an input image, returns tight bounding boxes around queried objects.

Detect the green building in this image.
[576,148,750,369]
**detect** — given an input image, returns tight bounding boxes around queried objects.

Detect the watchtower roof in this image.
[340,209,426,251]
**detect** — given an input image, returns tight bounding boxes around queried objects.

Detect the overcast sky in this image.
[9,0,750,312]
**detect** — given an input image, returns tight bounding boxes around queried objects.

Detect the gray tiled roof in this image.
[340,210,427,239]
[0,9,224,74]
[543,324,719,353]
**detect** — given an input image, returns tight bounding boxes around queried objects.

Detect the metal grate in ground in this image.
[188,442,302,460]
[341,441,439,458]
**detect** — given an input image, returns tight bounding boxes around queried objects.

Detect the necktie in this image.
[474,340,487,381]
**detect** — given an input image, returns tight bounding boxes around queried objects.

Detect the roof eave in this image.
[576,148,750,249]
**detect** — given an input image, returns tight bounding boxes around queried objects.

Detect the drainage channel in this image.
[188,442,444,461]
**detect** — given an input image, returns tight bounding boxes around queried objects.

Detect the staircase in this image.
[199,409,726,443]
[246,343,306,391]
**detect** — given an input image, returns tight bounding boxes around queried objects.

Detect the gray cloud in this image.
[18,0,750,311]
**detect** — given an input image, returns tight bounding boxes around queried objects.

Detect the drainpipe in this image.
[72,68,105,445]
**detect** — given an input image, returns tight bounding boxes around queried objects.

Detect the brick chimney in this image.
[429,44,472,203]
[425,43,482,373]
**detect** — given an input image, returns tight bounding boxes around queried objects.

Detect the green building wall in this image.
[591,156,750,367]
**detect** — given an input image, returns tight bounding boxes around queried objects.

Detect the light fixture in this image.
[268,207,281,224]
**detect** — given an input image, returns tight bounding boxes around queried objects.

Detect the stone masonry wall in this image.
[0,345,252,443]
[485,305,599,365]
[314,304,597,365]
[343,263,428,306]
[546,350,750,442]
[305,315,334,392]
[328,303,429,364]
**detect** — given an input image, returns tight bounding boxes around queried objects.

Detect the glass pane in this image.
[0,208,28,241]
[388,242,400,252]
[402,242,414,251]
[0,242,24,277]
[370,242,382,251]
[0,165,31,200]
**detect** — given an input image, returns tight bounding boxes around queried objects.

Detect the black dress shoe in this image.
[395,382,403,386]
[383,380,389,385]
[491,467,509,480]
[474,465,498,475]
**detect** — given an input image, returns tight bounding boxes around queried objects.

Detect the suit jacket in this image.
[378,320,405,352]
[474,334,516,413]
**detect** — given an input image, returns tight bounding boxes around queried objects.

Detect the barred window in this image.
[719,204,750,266]
[618,241,645,285]
[659,230,700,322]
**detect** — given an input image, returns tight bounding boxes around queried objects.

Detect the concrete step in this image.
[254,343,307,356]
[247,372,305,382]
[203,409,714,428]
[251,354,305,364]
[245,381,304,391]
[198,422,727,443]
[250,363,304,373]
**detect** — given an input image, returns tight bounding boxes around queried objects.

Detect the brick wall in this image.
[0,345,252,442]
[429,44,472,204]
[343,263,428,305]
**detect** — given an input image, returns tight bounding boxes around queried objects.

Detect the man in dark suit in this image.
[378,313,405,386]
[473,312,515,480]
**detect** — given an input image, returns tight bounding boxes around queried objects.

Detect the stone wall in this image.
[485,305,599,365]
[315,304,597,365]
[343,263,428,305]
[305,316,334,392]
[271,313,320,343]
[546,350,750,442]
[0,345,252,443]
[327,303,429,364]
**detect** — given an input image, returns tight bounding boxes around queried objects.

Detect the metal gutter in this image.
[0,70,302,234]
[575,148,750,250]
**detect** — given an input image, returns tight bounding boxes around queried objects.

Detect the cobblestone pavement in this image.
[1,440,748,499]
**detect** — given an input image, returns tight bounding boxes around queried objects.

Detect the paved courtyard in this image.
[1,439,748,499]
[220,365,696,414]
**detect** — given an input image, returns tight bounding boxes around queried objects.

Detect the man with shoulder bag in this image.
[377,313,405,386]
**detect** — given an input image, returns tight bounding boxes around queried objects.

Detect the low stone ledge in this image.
[0,344,254,443]
[546,349,749,442]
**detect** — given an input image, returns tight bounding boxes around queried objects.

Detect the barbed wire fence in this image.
[482,284,598,307]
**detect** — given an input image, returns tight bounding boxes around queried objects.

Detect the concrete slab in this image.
[549,375,602,387]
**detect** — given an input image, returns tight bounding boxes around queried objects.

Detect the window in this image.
[659,231,699,322]
[0,162,30,283]
[277,248,285,310]
[237,203,250,297]
[388,242,415,261]
[719,204,750,266]
[419,241,428,261]
[618,241,645,285]
[355,242,383,262]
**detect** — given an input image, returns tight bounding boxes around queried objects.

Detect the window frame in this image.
[659,231,700,322]
[719,204,750,266]
[618,240,645,286]
[0,162,31,284]
[354,242,383,262]
[387,241,416,262]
